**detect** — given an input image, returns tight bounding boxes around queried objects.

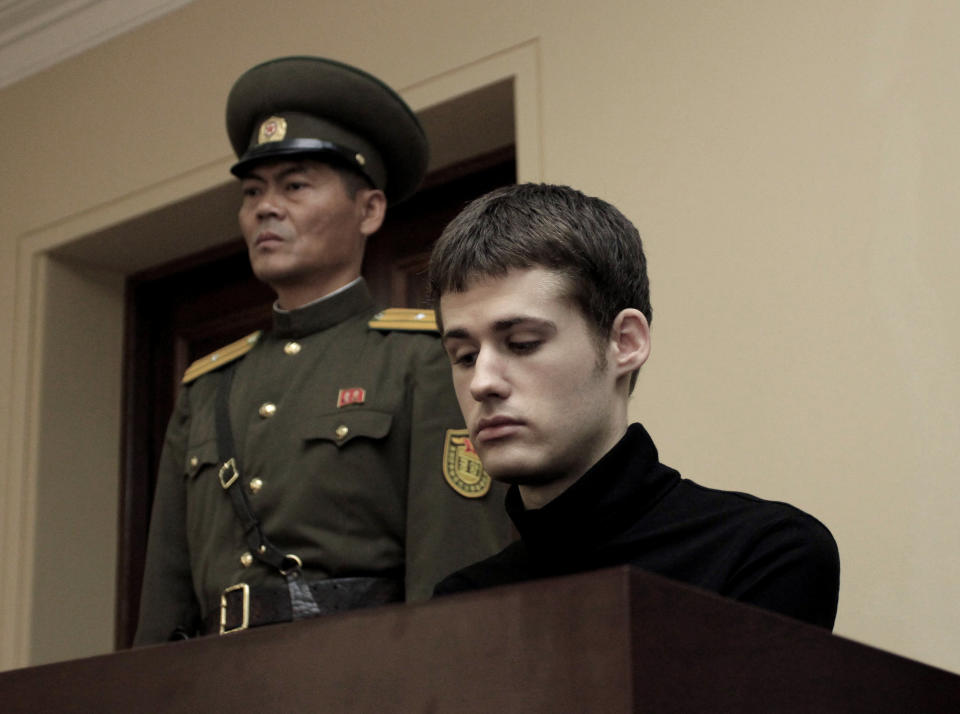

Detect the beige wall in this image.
[29,259,125,664]
[1,0,957,674]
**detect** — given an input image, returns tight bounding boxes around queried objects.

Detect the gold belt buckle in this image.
[218,457,240,489]
[220,583,250,635]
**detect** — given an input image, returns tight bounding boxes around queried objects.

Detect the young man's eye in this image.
[509,340,542,354]
[241,185,261,198]
[452,351,478,367]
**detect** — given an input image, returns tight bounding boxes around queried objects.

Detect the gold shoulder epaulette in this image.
[181,331,262,384]
[368,308,438,333]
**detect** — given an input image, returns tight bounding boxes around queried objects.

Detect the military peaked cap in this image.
[226,56,428,204]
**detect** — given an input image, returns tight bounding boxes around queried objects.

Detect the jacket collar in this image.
[505,423,680,555]
[272,279,375,338]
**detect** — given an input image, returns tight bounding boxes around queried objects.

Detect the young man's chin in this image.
[480,456,556,487]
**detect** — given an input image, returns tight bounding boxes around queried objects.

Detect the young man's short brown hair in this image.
[428,183,652,339]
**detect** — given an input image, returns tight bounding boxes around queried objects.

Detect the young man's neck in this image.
[517,420,630,511]
[517,472,585,511]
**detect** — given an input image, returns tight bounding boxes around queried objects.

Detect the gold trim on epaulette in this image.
[181,331,262,384]
[368,308,438,333]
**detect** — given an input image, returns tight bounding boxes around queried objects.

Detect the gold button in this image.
[284,341,301,355]
[259,402,277,418]
[249,478,263,494]
[335,425,349,440]
[240,552,254,568]
[258,545,267,554]
[189,455,199,468]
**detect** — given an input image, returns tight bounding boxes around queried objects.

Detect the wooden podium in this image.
[2,566,958,712]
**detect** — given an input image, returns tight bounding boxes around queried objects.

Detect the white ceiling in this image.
[0,0,196,89]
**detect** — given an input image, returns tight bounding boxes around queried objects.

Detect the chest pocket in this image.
[303,410,392,447]
[184,439,220,479]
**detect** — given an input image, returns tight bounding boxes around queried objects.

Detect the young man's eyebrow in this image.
[441,317,557,344]
[491,317,556,333]
[441,327,470,345]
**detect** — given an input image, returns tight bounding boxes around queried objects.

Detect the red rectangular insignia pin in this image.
[337,387,366,408]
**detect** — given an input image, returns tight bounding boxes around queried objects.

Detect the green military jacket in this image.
[135,280,511,643]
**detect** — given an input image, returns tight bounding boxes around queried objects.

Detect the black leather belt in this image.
[208,576,403,635]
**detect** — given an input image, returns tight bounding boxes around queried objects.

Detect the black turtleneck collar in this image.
[272,279,377,339]
[505,423,680,556]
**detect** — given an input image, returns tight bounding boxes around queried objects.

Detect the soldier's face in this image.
[440,267,625,499]
[237,159,384,307]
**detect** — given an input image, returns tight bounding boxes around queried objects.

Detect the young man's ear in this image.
[609,308,651,376]
[358,188,387,238]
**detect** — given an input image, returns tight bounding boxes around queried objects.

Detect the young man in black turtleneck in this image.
[429,183,840,629]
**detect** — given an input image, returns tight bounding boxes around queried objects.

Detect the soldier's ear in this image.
[609,308,650,377]
[358,188,387,237]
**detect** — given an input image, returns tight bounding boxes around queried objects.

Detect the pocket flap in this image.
[184,439,220,478]
[303,410,393,446]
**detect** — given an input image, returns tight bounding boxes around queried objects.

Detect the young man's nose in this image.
[469,349,510,402]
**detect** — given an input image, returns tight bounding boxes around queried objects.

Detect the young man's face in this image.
[237,159,384,307]
[440,267,626,497]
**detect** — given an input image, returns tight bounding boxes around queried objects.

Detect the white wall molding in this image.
[0,0,196,89]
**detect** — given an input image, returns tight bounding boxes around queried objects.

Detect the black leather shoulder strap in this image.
[216,364,297,573]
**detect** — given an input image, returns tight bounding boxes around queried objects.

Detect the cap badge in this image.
[442,429,492,499]
[257,116,288,145]
[337,387,366,408]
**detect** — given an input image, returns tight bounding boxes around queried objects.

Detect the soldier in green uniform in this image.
[134,56,512,643]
